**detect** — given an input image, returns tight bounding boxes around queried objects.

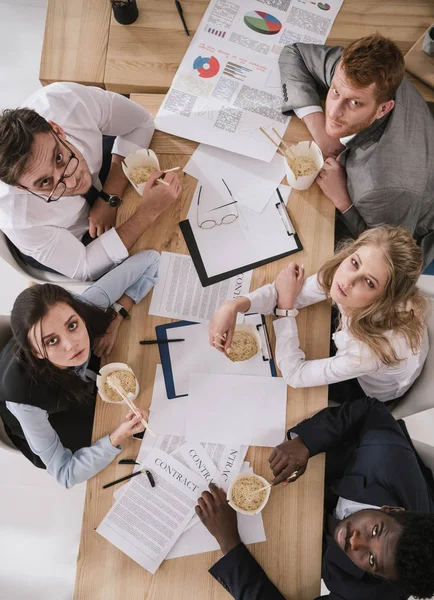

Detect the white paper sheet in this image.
[167,463,266,559]
[155,0,344,161]
[149,252,252,323]
[97,449,208,573]
[165,315,273,397]
[185,372,287,446]
[184,144,287,213]
[186,184,298,278]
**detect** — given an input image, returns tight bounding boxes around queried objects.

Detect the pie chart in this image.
[193,56,220,78]
[243,11,282,35]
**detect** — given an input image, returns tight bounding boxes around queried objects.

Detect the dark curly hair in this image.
[392,511,434,598]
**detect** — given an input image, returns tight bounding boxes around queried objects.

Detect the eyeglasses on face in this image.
[21,129,79,202]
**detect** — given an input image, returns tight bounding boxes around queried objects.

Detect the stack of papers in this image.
[97,365,287,573]
[184,144,287,213]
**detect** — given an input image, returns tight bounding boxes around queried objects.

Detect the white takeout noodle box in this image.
[122,149,160,196]
[228,323,262,362]
[227,473,271,515]
[96,362,139,404]
[284,140,323,191]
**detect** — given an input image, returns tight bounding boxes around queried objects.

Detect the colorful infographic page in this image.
[155,0,344,162]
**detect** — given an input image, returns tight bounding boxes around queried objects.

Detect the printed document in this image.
[97,448,207,574]
[149,252,252,323]
[155,0,344,161]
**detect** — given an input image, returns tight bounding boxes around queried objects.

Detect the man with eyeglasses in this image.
[0,82,181,281]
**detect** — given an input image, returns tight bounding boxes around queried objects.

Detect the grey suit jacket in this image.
[279,44,434,261]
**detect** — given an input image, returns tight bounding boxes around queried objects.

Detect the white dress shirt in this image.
[0,82,155,281]
[246,275,429,402]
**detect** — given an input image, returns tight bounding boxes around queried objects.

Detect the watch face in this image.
[108,195,121,207]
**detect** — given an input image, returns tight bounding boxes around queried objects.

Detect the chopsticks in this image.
[271,128,296,159]
[259,127,295,159]
[259,127,287,157]
[106,374,156,438]
[156,167,181,186]
[122,162,180,187]
[253,470,299,493]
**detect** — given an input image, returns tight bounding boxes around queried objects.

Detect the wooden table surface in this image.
[40,0,111,88]
[104,0,434,99]
[73,94,334,600]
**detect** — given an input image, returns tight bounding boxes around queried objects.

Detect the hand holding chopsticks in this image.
[253,470,299,494]
[106,374,156,438]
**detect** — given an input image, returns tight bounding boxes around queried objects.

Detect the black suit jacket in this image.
[209,398,434,599]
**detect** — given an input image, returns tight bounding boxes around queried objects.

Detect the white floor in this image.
[0,0,49,316]
[0,3,87,599]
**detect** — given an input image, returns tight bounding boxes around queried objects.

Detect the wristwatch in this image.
[99,190,122,208]
[274,306,299,318]
[112,302,129,319]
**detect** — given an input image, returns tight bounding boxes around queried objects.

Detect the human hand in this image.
[316,158,352,212]
[315,131,345,159]
[301,112,344,159]
[274,262,305,310]
[88,197,117,238]
[141,171,182,219]
[109,408,149,447]
[93,315,123,358]
[269,437,310,486]
[209,300,238,354]
[196,483,241,554]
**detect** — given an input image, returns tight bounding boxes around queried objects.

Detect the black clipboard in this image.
[179,188,303,287]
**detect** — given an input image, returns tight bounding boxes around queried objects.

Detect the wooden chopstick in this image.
[106,375,156,437]
[162,167,180,173]
[259,127,287,157]
[253,470,299,493]
[271,128,295,158]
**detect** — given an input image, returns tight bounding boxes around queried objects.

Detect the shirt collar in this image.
[340,134,356,146]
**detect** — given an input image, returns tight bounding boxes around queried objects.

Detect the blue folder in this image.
[156,315,276,399]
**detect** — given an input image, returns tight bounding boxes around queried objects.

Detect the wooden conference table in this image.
[74,94,334,600]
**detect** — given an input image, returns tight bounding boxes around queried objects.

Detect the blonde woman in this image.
[209,226,429,402]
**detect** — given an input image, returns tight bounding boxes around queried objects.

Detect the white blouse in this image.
[246,275,429,402]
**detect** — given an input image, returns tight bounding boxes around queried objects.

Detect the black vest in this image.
[0,338,96,466]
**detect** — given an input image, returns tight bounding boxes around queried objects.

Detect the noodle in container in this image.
[122,149,160,196]
[284,140,323,191]
[226,324,262,363]
[228,473,271,515]
[96,362,139,404]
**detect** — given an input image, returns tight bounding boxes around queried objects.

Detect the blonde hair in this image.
[318,226,429,366]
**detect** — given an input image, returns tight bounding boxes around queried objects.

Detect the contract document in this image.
[97,448,207,574]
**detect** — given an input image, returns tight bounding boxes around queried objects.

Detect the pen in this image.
[175,0,190,37]
[103,468,156,490]
[139,338,185,345]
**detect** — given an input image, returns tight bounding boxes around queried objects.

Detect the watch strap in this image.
[99,189,122,207]
[112,302,129,319]
[274,306,299,318]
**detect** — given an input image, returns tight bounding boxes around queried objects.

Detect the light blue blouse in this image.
[6,249,159,488]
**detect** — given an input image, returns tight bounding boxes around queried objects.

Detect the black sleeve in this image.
[209,544,286,600]
[290,397,403,457]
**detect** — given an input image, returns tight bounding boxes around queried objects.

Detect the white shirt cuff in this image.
[341,204,354,215]
[294,106,323,120]
[98,227,129,265]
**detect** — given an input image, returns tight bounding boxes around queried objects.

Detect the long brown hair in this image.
[11,284,116,403]
[318,226,428,366]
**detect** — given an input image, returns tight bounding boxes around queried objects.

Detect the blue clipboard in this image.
[156,315,276,399]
